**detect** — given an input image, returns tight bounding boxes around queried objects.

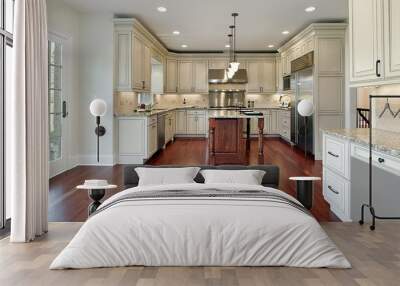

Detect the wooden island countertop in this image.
[208,113,264,165]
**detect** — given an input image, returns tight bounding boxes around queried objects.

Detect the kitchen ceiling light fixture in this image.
[225,44,230,48]
[173,30,180,35]
[305,6,316,12]
[229,12,240,73]
[181,44,188,48]
[157,6,167,12]
[282,30,290,35]
[268,44,275,48]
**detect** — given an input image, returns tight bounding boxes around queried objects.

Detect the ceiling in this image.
[61,0,348,52]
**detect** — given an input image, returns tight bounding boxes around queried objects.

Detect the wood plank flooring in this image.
[1,222,400,286]
[49,138,338,222]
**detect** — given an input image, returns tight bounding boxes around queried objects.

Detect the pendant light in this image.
[226,32,235,79]
[230,13,240,73]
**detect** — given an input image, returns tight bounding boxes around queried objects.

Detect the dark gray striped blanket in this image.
[92,189,310,217]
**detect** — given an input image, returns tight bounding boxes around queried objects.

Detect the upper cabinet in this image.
[132,35,151,91]
[349,0,400,85]
[177,60,208,94]
[384,0,400,78]
[349,0,384,83]
[247,59,276,93]
[165,59,178,93]
[114,19,167,92]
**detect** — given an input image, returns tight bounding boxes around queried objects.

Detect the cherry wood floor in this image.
[49,138,339,222]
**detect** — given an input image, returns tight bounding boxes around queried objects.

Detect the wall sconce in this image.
[89,99,107,162]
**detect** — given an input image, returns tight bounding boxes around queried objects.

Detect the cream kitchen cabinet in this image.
[147,118,158,156]
[349,0,400,84]
[117,115,157,164]
[165,111,175,143]
[193,61,208,93]
[178,60,208,93]
[178,61,193,93]
[165,59,178,93]
[114,19,152,92]
[133,36,151,91]
[383,0,400,78]
[278,110,291,141]
[349,0,384,83]
[275,56,283,91]
[186,110,206,135]
[175,110,187,134]
[270,110,280,134]
[247,59,276,93]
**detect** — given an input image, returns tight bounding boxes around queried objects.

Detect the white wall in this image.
[47,0,81,171]
[47,1,115,167]
[78,12,115,165]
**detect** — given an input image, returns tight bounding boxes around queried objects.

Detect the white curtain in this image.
[10,0,49,242]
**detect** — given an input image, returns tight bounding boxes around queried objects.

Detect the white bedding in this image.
[50,183,351,269]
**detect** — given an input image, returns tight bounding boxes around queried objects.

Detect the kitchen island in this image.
[208,110,264,164]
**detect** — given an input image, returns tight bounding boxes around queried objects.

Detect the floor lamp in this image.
[89,99,107,162]
[297,99,314,157]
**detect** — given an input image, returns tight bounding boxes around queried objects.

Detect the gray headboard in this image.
[123,165,280,189]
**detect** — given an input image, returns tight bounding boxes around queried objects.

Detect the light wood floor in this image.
[1,222,400,286]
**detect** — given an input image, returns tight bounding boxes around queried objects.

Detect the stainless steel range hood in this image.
[208,69,248,84]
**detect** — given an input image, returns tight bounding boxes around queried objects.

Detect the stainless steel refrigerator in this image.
[290,66,314,156]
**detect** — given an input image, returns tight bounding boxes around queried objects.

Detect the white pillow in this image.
[200,169,266,185]
[135,167,201,186]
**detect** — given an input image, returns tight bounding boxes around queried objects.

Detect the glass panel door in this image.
[48,38,68,177]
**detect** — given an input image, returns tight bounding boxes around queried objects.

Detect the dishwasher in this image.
[157,113,166,150]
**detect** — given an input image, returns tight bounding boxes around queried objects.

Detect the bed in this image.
[50,165,350,269]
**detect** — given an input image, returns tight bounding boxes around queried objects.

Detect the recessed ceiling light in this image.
[181,44,188,48]
[282,30,290,35]
[268,44,274,48]
[305,6,316,12]
[157,6,167,12]
[225,44,231,48]
[173,30,180,35]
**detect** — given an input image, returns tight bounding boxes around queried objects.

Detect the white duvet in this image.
[50,183,351,269]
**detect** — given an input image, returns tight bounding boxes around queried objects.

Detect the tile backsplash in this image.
[357,84,400,133]
[114,91,291,114]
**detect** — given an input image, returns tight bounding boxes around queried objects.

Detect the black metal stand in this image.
[359,95,400,231]
[94,116,106,162]
[88,189,105,216]
[296,180,313,210]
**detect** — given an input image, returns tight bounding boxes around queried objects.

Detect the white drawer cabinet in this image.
[322,133,352,221]
[186,110,206,135]
[351,143,400,175]
[323,134,350,180]
[323,167,351,221]
[147,122,158,156]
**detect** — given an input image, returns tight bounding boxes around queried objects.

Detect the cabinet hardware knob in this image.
[328,185,339,195]
[328,151,339,158]
[378,157,385,163]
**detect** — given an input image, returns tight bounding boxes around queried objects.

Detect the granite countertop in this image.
[115,106,207,117]
[115,106,290,118]
[322,128,400,158]
[208,110,264,119]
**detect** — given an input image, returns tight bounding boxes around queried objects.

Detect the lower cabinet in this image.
[175,110,187,134]
[147,121,158,156]
[165,111,175,143]
[278,110,291,141]
[117,115,158,164]
[269,110,280,134]
[186,110,207,135]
